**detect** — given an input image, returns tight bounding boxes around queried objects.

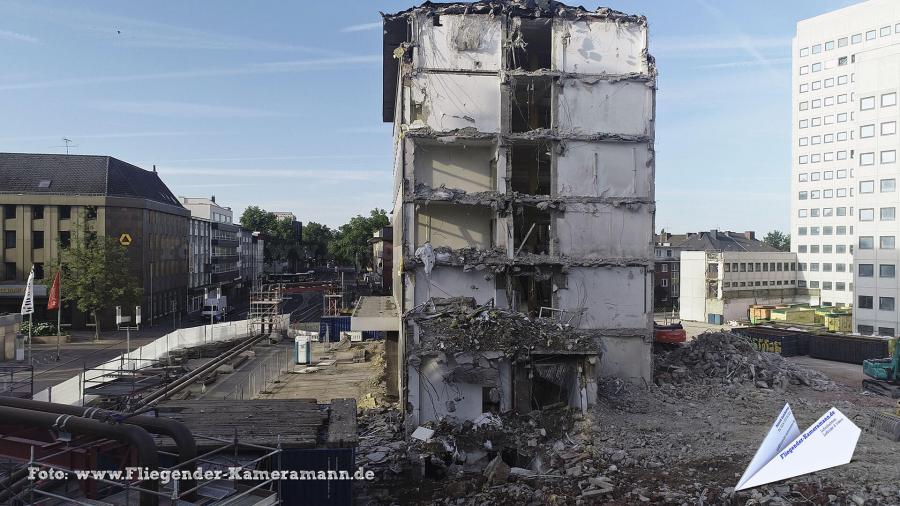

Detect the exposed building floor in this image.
[256,341,385,407]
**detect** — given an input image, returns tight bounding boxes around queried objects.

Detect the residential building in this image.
[654,230,687,311]
[239,229,264,291]
[0,153,189,328]
[677,230,818,323]
[384,1,655,425]
[179,196,241,306]
[792,0,900,337]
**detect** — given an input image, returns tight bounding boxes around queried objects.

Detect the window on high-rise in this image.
[882,208,896,221]
[883,151,897,164]
[880,297,895,311]
[866,30,876,41]
[881,236,896,249]
[861,152,875,166]
[883,93,898,107]
[880,264,896,278]
[858,295,873,309]
[860,236,874,249]
[861,96,876,110]
[861,124,875,138]
[860,180,875,193]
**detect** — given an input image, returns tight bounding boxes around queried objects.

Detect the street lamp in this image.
[116,306,141,370]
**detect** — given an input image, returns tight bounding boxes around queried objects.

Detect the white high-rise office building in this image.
[792,0,900,336]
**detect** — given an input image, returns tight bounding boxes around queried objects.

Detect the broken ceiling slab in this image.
[351,295,400,332]
[402,246,653,274]
[382,1,648,26]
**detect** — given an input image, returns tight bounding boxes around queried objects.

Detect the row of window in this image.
[798,170,853,182]
[859,236,897,249]
[2,230,73,250]
[799,261,851,272]
[798,112,851,129]
[797,151,850,164]
[722,261,796,272]
[799,25,900,58]
[858,263,896,278]
[799,74,850,94]
[3,205,82,220]
[859,121,898,138]
[799,55,849,76]
[798,280,850,291]
[857,325,894,337]
[858,295,896,311]
[797,244,850,254]
[724,280,797,288]
[798,225,853,236]
[799,93,849,111]
[859,207,896,221]
[799,207,853,218]
[860,93,898,110]
[798,130,852,146]
[654,263,678,272]
[798,188,851,200]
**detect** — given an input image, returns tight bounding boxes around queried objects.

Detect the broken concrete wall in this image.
[414,13,502,71]
[415,204,494,249]
[407,352,512,426]
[556,266,648,329]
[556,141,652,198]
[552,18,648,75]
[409,73,500,132]
[554,203,652,259]
[413,267,497,307]
[598,335,652,383]
[413,143,496,192]
[556,79,653,137]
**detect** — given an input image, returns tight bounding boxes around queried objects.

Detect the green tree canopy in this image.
[330,209,389,270]
[239,206,301,264]
[763,230,791,251]
[303,222,334,263]
[46,224,142,340]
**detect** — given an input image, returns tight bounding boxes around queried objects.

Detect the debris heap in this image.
[655,331,834,391]
[408,297,599,357]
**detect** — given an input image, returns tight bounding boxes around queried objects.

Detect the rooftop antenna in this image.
[51,138,78,154]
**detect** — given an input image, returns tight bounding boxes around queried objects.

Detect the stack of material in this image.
[655,331,834,390]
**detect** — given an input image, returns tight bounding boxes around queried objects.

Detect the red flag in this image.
[47,270,61,310]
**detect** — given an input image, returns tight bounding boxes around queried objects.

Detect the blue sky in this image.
[0,0,860,233]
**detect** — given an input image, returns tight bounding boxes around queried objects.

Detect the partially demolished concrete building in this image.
[383,0,656,426]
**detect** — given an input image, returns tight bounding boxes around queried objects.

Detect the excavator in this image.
[862,344,900,398]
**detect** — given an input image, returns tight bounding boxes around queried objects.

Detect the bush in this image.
[19,321,60,336]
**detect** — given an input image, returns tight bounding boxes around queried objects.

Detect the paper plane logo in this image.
[735,403,860,491]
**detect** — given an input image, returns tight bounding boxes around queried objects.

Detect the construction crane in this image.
[863,346,900,398]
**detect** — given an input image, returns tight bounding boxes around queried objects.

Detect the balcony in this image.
[211,237,239,248]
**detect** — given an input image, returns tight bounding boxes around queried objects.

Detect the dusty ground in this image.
[257,340,385,406]
[357,333,900,505]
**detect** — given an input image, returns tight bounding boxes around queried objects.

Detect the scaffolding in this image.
[249,284,284,336]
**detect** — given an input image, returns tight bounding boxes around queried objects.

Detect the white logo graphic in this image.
[736,403,860,491]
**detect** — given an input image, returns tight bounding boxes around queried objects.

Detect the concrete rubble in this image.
[356,331,900,505]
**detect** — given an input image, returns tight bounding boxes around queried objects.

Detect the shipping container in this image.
[749,305,776,324]
[319,316,352,342]
[823,312,852,333]
[732,327,809,357]
[707,313,724,325]
[808,334,891,364]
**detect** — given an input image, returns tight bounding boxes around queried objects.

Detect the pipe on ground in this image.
[0,406,160,506]
[0,397,197,500]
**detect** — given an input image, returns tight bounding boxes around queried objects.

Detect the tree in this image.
[240,206,281,262]
[45,224,142,341]
[330,209,390,270]
[763,230,791,251]
[302,222,334,264]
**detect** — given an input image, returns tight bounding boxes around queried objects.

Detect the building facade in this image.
[0,153,189,328]
[179,196,241,307]
[239,229,264,292]
[385,1,656,424]
[370,226,393,295]
[792,0,900,336]
[653,231,687,311]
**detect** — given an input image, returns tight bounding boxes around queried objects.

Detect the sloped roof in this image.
[673,231,779,253]
[0,152,183,208]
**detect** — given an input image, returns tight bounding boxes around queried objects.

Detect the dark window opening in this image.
[481,386,500,414]
[511,18,552,71]
[515,206,550,255]
[3,262,15,281]
[59,206,71,220]
[510,270,552,316]
[3,205,15,219]
[511,77,552,132]
[32,205,44,219]
[33,263,43,280]
[432,14,442,26]
[531,357,578,410]
[85,205,97,220]
[32,231,44,249]
[59,231,71,248]
[510,142,551,195]
[4,230,15,249]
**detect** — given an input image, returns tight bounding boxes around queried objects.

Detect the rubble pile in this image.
[409,297,599,356]
[655,331,835,391]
